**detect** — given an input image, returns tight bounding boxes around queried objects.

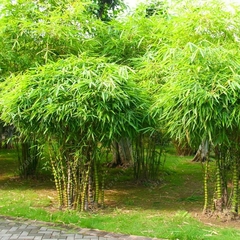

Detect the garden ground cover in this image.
[1,148,240,240]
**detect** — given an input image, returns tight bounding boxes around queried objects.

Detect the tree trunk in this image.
[192,140,209,162]
[110,138,133,167]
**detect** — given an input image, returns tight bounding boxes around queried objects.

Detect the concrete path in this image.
[0,217,165,240]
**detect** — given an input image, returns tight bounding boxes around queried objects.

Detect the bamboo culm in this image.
[203,158,209,213]
[215,160,223,212]
[101,171,105,208]
[94,160,99,204]
[81,165,90,212]
[231,157,238,215]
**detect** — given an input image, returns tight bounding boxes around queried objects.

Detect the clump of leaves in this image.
[1,54,150,145]
[0,54,152,210]
[148,0,240,215]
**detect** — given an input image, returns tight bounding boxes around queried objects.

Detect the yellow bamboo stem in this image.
[203,158,209,213]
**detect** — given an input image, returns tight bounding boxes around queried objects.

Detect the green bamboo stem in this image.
[203,158,209,213]
[101,171,105,208]
[72,157,79,210]
[231,157,238,214]
[215,160,223,212]
[67,160,72,209]
[59,158,67,208]
[94,160,99,204]
[76,166,82,211]
[50,153,63,209]
[88,174,94,204]
[81,165,90,212]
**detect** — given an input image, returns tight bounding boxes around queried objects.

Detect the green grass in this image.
[1,206,240,240]
[1,148,240,239]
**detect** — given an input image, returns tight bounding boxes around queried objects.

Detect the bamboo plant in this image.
[0,54,152,211]
[147,0,240,216]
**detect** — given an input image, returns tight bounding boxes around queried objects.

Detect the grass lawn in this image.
[1,148,240,240]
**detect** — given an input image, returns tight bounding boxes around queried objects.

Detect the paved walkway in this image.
[0,217,165,240]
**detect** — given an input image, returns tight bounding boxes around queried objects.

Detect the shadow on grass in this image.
[0,175,55,191]
[0,148,55,190]
[0,148,205,212]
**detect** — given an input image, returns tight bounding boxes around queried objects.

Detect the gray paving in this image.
[0,217,165,240]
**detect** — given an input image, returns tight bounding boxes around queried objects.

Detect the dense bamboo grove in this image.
[0,55,153,210]
[1,0,240,218]
[150,0,240,217]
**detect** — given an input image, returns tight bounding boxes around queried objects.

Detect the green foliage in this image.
[145,0,169,17]
[89,0,126,21]
[0,53,152,210]
[148,0,240,147]
[0,0,158,209]
[90,18,150,65]
[0,54,150,145]
[0,0,98,75]
[155,46,240,146]
[3,0,240,216]
[144,0,240,215]
[90,3,170,67]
